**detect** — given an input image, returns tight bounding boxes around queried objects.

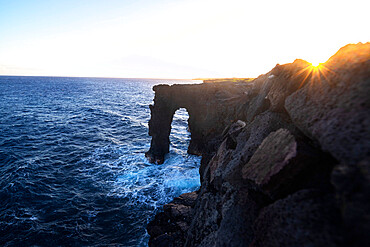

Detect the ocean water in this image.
[0,76,201,246]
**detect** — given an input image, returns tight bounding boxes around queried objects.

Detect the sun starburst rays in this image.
[294,61,335,91]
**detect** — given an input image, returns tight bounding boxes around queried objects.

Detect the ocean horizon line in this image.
[0,74,199,81]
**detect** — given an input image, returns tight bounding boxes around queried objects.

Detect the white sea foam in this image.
[106,151,200,209]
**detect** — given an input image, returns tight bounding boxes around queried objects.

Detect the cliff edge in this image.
[146,43,370,246]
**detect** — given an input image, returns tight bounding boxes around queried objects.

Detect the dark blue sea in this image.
[0,76,201,246]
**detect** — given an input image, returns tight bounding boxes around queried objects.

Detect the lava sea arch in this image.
[145,83,251,164]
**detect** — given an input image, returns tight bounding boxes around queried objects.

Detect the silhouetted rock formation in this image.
[145,82,251,164]
[146,43,370,246]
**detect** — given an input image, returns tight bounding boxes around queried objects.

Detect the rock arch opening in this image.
[169,108,191,156]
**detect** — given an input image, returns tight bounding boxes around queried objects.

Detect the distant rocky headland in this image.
[145,43,370,246]
[195,78,255,83]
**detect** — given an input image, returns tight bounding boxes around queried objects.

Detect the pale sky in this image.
[0,0,368,78]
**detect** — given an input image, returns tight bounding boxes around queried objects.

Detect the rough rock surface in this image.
[146,43,370,246]
[251,189,342,247]
[331,159,370,246]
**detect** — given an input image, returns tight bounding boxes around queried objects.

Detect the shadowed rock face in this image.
[146,43,370,247]
[251,189,343,247]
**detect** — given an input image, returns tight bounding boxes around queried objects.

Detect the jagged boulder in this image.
[242,128,335,200]
[206,111,299,188]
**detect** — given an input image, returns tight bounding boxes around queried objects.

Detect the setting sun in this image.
[310,62,322,67]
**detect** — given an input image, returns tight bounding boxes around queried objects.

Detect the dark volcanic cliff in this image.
[146,43,370,247]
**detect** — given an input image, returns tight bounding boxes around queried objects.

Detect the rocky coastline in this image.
[146,43,370,246]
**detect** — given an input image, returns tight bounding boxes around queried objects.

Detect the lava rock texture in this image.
[146,43,370,246]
